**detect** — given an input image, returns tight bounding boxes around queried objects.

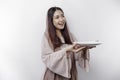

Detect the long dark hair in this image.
[47,7,72,49]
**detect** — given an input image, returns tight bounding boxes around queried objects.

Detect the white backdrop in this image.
[0,0,120,80]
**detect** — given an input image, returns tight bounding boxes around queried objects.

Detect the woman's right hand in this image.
[66,43,85,53]
[65,43,77,52]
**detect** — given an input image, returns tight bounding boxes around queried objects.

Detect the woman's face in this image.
[53,10,66,30]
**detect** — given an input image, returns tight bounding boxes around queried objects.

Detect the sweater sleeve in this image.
[41,34,71,78]
[69,33,90,72]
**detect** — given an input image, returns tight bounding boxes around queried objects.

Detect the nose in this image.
[59,17,64,21]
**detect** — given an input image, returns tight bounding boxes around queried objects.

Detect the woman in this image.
[41,7,94,80]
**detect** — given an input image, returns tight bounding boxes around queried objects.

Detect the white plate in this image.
[74,41,101,46]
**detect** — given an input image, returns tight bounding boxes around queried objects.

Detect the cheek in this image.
[53,20,58,26]
[63,18,66,22]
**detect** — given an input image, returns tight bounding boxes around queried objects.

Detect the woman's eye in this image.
[54,15,64,19]
[55,16,59,19]
[61,14,64,17]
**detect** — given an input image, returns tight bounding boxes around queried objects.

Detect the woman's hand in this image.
[72,45,96,53]
[65,43,77,52]
[66,43,86,53]
[66,43,96,53]
[72,46,86,53]
[85,46,96,49]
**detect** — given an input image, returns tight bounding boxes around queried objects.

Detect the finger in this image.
[73,42,78,46]
[73,47,86,53]
[89,46,96,49]
[72,43,78,49]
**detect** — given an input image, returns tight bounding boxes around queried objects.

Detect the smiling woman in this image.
[41,7,95,80]
[53,10,65,30]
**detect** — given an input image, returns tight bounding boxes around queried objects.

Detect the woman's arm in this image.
[41,34,71,78]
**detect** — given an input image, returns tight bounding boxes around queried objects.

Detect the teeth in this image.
[58,22,64,25]
[59,23,63,25]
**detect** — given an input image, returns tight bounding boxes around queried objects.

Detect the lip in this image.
[58,22,65,25]
[58,23,64,26]
[58,23,64,25]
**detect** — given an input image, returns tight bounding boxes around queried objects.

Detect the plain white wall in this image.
[0,0,120,80]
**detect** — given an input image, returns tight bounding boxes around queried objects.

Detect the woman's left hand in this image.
[85,46,96,49]
[72,46,86,53]
[73,44,96,53]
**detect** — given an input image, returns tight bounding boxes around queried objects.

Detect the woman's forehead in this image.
[53,10,64,17]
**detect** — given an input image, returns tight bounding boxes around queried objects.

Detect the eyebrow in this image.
[54,13,64,17]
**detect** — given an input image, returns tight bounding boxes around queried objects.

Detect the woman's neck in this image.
[56,29,65,43]
[56,29,62,37]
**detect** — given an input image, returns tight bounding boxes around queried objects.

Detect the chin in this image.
[59,27,64,30]
[56,25,65,30]
[61,27,64,29]
[59,26,65,30]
